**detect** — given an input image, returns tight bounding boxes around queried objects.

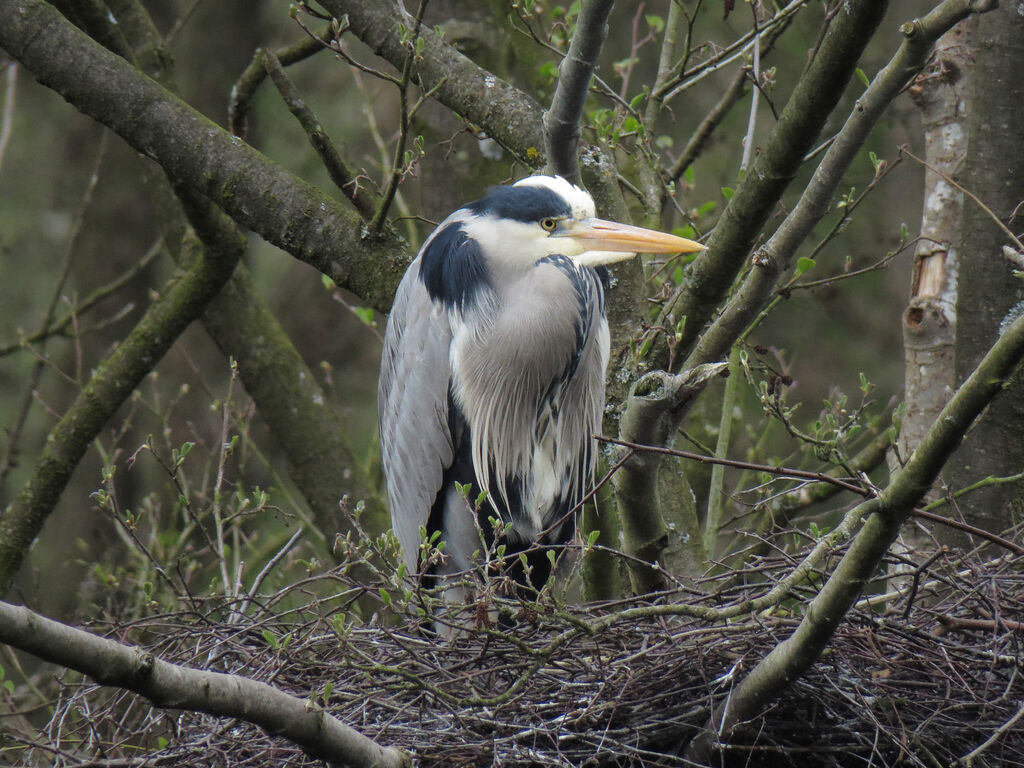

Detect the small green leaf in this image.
[587,530,601,546]
[455,481,470,499]
[622,116,640,133]
[353,306,375,327]
[380,588,391,608]
[796,256,816,275]
[721,186,734,200]
[696,200,717,217]
[475,489,489,507]
[856,68,869,88]
[321,273,336,290]
[645,14,665,33]
[629,93,645,110]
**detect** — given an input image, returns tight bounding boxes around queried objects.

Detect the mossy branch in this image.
[0,0,407,313]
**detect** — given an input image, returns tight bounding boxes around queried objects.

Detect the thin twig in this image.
[901,145,1024,252]
[371,0,429,231]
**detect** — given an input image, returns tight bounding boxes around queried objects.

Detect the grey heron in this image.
[378,175,703,600]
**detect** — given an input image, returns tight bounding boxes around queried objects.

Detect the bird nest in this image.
[37,540,1024,767]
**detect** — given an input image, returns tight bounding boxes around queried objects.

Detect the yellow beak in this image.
[557,218,705,266]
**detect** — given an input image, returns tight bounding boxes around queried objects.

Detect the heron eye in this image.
[540,218,557,232]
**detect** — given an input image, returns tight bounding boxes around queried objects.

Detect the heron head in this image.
[460,175,704,270]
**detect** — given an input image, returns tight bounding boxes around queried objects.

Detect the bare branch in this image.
[542,0,614,182]
[0,599,409,768]
[261,48,378,220]
[228,25,329,139]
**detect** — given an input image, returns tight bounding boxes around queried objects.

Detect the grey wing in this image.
[378,260,454,574]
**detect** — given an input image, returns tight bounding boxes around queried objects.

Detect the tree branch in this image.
[229,28,328,140]
[319,0,546,166]
[683,0,997,371]
[686,304,1024,761]
[0,0,407,313]
[612,363,728,591]
[262,48,379,221]
[659,0,890,367]
[0,599,408,768]
[542,0,614,182]
[102,0,387,537]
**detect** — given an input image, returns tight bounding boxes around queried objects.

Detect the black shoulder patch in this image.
[418,223,492,311]
[467,185,572,223]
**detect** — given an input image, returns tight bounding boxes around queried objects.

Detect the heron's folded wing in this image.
[378,263,454,574]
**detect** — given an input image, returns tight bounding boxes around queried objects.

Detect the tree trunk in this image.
[893,24,973,564]
[945,3,1024,540]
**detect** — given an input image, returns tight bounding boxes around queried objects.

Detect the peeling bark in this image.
[899,26,970,467]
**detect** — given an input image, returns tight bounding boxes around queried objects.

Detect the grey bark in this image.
[946,1,1024,539]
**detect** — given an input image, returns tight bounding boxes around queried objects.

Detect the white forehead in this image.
[513,175,596,220]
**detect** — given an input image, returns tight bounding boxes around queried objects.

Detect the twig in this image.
[738,32,760,173]
[911,507,1024,555]
[659,0,807,101]
[165,0,204,44]
[371,0,429,231]
[957,697,1024,766]
[900,145,1024,252]
[598,436,870,497]
[0,237,163,358]
[669,64,747,184]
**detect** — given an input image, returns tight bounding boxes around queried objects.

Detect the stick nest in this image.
[37,544,1024,767]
